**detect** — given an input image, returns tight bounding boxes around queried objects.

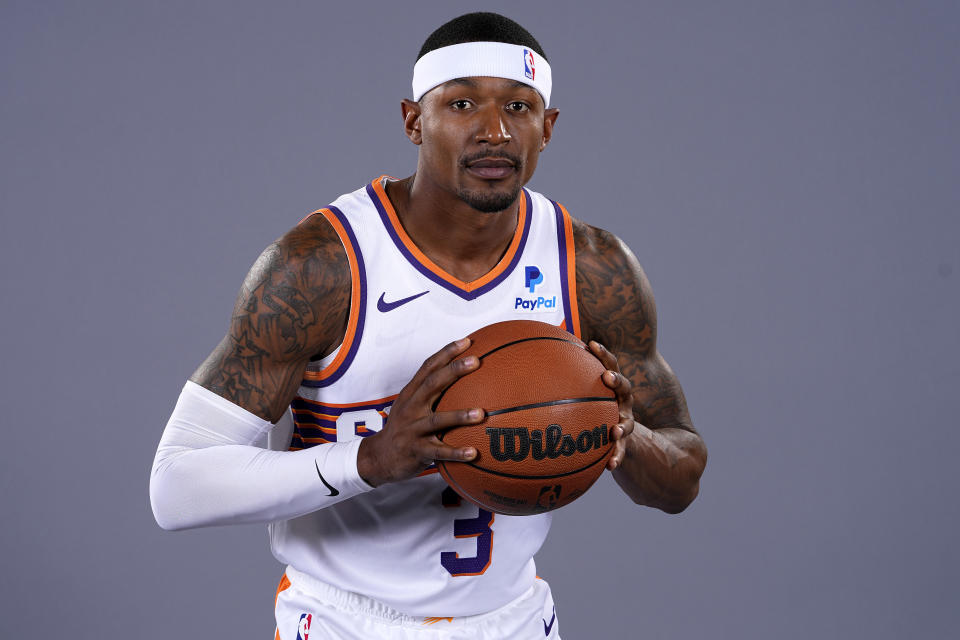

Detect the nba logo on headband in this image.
[412,41,552,105]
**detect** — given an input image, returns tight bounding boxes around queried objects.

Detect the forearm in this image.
[612,425,706,514]
[149,382,372,530]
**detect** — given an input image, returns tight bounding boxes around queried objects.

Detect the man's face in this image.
[403,76,558,213]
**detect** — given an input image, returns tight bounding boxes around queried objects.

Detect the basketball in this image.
[436,320,618,516]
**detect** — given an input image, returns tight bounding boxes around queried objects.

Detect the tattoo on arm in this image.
[191,214,351,421]
[573,220,696,435]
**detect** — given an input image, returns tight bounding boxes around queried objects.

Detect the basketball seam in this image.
[432,335,586,410]
[475,336,582,361]
[485,396,615,416]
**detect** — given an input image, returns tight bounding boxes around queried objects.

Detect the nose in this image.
[474,104,511,145]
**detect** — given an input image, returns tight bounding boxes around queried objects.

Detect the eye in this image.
[450,99,472,110]
[506,101,530,113]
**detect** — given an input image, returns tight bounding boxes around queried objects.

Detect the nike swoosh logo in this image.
[543,607,556,636]
[377,290,429,312]
[315,461,340,497]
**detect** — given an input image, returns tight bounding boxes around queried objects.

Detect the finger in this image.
[406,337,472,388]
[413,407,485,435]
[607,414,638,468]
[588,340,620,371]
[609,418,634,443]
[607,439,627,470]
[416,354,480,407]
[602,369,634,411]
[422,436,478,463]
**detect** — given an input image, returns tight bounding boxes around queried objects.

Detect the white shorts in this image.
[273,566,561,640]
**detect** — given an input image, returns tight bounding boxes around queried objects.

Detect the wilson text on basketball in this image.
[486,424,609,462]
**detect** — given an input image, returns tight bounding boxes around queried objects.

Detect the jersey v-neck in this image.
[365,176,531,301]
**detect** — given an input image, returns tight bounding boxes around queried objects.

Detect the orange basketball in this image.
[436,320,617,516]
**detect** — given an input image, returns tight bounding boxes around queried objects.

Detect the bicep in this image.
[191,216,351,422]
[575,223,696,434]
[191,333,310,424]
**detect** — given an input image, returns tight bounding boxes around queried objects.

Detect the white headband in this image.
[412,41,552,106]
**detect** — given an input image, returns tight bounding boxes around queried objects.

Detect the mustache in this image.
[459,150,523,168]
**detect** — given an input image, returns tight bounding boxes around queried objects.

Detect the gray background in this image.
[2,1,957,638]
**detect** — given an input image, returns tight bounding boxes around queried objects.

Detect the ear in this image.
[401,99,422,145]
[540,108,559,151]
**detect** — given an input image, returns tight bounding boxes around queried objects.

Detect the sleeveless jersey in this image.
[267,176,582,617]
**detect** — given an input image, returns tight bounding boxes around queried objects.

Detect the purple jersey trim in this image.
[552,200,575,334]
[291,396,394,447]
[366,182,532,301]
[300,205,366,388]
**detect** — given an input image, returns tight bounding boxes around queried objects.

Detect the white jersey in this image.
[268,176,582,618]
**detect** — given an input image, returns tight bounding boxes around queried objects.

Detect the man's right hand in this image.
[357,337,485,487]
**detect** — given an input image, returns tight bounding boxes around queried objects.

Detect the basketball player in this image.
[150,12,706,639]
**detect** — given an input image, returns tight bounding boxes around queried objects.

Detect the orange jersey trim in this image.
[556,202,581,339]
[300,436,337,444]
[274,573,291,607]
[290,407,340,422]
[293,393,398,410]
[301,208,363,382]
[368,176,528,292]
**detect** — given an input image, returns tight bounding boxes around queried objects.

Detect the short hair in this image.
[417,12,548,62]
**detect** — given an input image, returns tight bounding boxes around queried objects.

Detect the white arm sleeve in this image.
[150,381,373,531]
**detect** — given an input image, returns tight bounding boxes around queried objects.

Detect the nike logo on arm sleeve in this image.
[315,461,340,497]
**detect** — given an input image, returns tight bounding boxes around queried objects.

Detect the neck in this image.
[384,173,522,282]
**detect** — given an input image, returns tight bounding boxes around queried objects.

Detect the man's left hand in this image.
[588,340,636,470]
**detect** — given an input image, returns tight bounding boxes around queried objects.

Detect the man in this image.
[150,12,706,639]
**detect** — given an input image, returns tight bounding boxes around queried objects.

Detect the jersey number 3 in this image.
[440,486,494,576]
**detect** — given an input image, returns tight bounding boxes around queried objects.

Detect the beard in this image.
[456,150,524,213]
[456,184,523,213]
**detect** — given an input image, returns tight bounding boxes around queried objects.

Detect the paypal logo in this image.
[524,265,543,292]
[515,296,556,311]
[518,266,552,311]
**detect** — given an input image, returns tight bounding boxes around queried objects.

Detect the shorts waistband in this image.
[283,566,537,628]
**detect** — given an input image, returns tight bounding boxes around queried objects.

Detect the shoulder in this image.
[569,216,656,354]
[570,217,632,263]
[233,211,353,357]
[243,212,350,302]
[542,195,644,286]
[272,211,351,286]
[188,209,355,418]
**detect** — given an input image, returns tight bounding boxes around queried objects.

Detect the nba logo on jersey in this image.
[523,48,535,80]
[296,613,311,640]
